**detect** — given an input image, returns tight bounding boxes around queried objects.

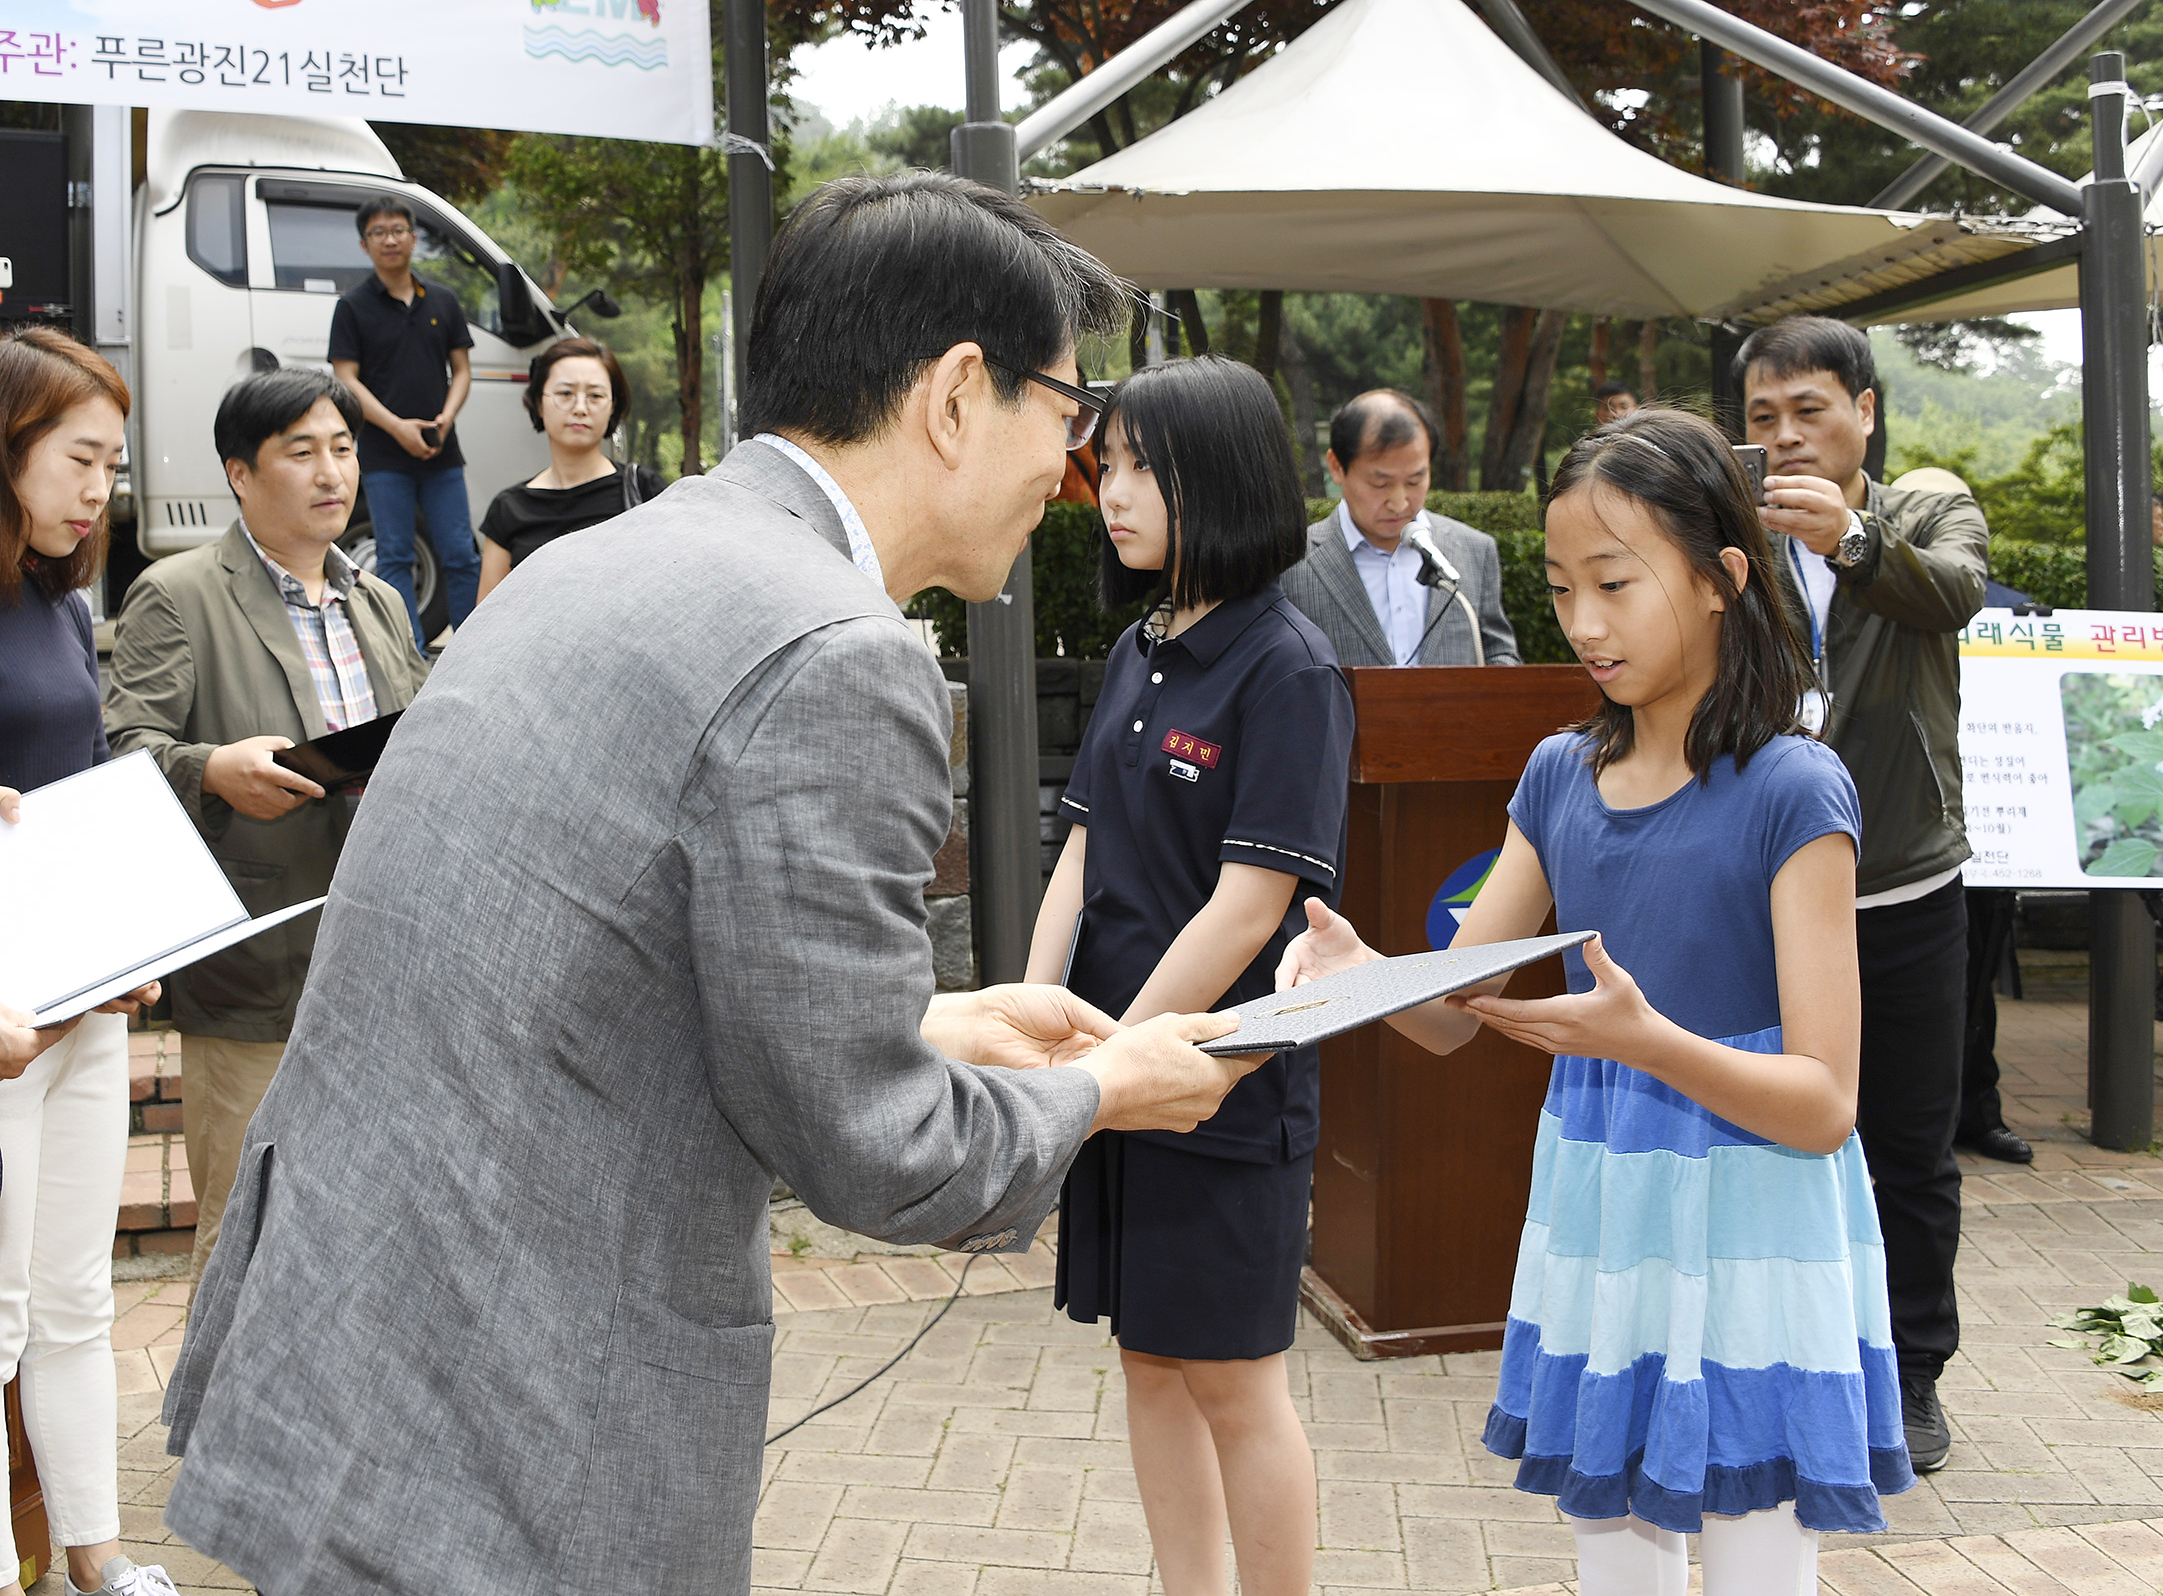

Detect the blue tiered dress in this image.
[1481,732,1914,1534]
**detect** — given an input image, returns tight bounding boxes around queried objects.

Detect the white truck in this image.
[82,108,595,637]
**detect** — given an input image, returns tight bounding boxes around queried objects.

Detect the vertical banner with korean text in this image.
[1960,609,2163,888]
[0,0,712,145]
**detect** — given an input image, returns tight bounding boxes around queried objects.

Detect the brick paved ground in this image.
[43,994,2163,1594]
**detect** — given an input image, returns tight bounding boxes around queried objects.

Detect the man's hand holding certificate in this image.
[932,984,1252,1136]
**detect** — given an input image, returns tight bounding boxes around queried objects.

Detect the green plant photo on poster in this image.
[2063,672,2163,879]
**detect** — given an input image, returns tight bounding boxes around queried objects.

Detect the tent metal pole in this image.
[1870,0,2144,211]
[1626,0,2081,215]
[953,0,1042,987]
[724,0,772,421]
[2080,51,2156,1152]
[1014,0,1255,160]
[1468,0,1586,108]
[1702,43,1745,437]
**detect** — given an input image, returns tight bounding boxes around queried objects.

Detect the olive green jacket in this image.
[1767,477,1987,898]
[104,523,429,1041]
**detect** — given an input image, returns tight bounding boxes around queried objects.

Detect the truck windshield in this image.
[265,198,508,336]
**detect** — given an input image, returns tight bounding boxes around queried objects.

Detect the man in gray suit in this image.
[161,173,1255,1594]
[1280,390,1520,668]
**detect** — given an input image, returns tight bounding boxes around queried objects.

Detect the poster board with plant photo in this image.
[1960,608,2163,887]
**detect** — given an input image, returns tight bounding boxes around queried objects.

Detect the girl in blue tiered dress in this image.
[1278,408,1911,1594]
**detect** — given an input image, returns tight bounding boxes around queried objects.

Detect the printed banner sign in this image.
[1960,607,2163,888]
[0,0,712,145]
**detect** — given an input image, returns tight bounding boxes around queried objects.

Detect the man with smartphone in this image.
[329,193,483,654]
[1739,315,1987,1478]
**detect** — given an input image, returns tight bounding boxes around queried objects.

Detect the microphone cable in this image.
[763,1254,980,1445]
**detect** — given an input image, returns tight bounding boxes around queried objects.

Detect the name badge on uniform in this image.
[1161,729,1220,767]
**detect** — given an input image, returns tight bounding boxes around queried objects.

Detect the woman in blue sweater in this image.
[0,326,175,1596]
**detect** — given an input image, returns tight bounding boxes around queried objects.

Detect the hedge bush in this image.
[1989,540,2163,612]
[909,489,1570,661]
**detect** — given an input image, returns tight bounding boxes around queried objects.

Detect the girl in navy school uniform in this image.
[1025,355,1355,1596]
[1279,408,1910,1596]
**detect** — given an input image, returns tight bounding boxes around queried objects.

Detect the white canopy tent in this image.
[1028,0,2039,325]
[1832,126,2163,326]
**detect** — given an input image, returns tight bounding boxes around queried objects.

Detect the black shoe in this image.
[1900,1368,1951,1474]
[1959,1125,2034,1164]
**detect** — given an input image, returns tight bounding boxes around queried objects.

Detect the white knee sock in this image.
[1698,1503,1818,1595]
[1568,1513,1686,1596]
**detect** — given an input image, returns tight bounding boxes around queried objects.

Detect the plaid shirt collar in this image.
[239,520,359,607]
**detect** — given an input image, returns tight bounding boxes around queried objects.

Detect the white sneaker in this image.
[64,1555,182,1596]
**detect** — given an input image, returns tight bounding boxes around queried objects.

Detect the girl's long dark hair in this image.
[1096,355,1307,613]
[1546,407,1814,779]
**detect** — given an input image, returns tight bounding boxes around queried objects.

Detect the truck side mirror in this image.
[495,262,553,347]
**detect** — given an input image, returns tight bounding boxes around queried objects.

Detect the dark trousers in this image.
[1959,888,2018,1142]
[1856,879,1966,1378]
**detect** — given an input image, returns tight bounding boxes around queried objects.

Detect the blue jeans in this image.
[362,466,481,651]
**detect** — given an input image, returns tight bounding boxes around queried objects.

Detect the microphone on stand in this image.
[1402,522,1462,589]
[1402,520,1487,666]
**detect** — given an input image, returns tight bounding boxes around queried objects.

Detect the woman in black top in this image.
[1025,357,1355,1596]
[474,337,663,602]
[0,325,172,1596]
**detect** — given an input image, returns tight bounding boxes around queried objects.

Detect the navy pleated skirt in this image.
[1054,1130,1313,1361]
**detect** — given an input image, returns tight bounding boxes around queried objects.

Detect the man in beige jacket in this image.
[105,368,427,1280]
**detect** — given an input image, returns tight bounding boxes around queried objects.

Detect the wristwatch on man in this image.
[1828,509,1871,570]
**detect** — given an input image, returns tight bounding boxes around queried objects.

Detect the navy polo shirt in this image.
[1060,583,1355,1164]
[327,273,473,476]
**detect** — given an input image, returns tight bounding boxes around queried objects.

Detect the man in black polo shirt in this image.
[328,194,482,653]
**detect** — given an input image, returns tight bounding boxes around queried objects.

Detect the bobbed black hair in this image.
[524,337,630,437]
[1593,378,1636,401]
[1545,407,1815,780]
[741,171,1130,447]
[1732,314,1875,400]
[1097,355,1308,614]
[354,193,416,239]
[1327,389,1436,471]
[214,368,362,472]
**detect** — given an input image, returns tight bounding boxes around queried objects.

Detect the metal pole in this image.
[1469,0,1586,108]
[1871,0,2144,211]
[2081,51,2156,1151]
[1700,40,1743,183]
[1702,44,1745,437]
[1014,0,1252,161]
[1627,0,2081,215]
[724,0,772,427]
[952,0,1040,986]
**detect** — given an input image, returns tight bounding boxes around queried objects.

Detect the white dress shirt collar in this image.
[752,433,885,591]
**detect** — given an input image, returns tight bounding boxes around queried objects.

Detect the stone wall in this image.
[1034,658,1106,879]
[928,680,975,991]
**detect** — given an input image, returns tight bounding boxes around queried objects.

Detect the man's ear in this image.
[1855,383,1876,440]
[223,455,251,504]
[921,343,987,472]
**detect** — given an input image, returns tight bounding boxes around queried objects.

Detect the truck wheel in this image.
[338,520,448,644]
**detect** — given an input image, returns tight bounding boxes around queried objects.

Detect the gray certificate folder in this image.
[1196,930,1596,1056]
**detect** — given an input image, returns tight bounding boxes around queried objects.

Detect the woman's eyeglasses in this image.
[981,356,1104,452]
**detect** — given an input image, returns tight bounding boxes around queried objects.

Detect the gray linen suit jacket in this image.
[160,441,1101,1594]
[1279,511,1521,668]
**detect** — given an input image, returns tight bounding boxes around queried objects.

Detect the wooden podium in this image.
[1302,665,1602,1359]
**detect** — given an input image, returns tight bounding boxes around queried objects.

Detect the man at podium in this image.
[1280,390,1520,669]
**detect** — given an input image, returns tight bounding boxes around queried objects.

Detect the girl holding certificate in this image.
[1280,409,1907,1595]
[1027,355,1355,1596]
